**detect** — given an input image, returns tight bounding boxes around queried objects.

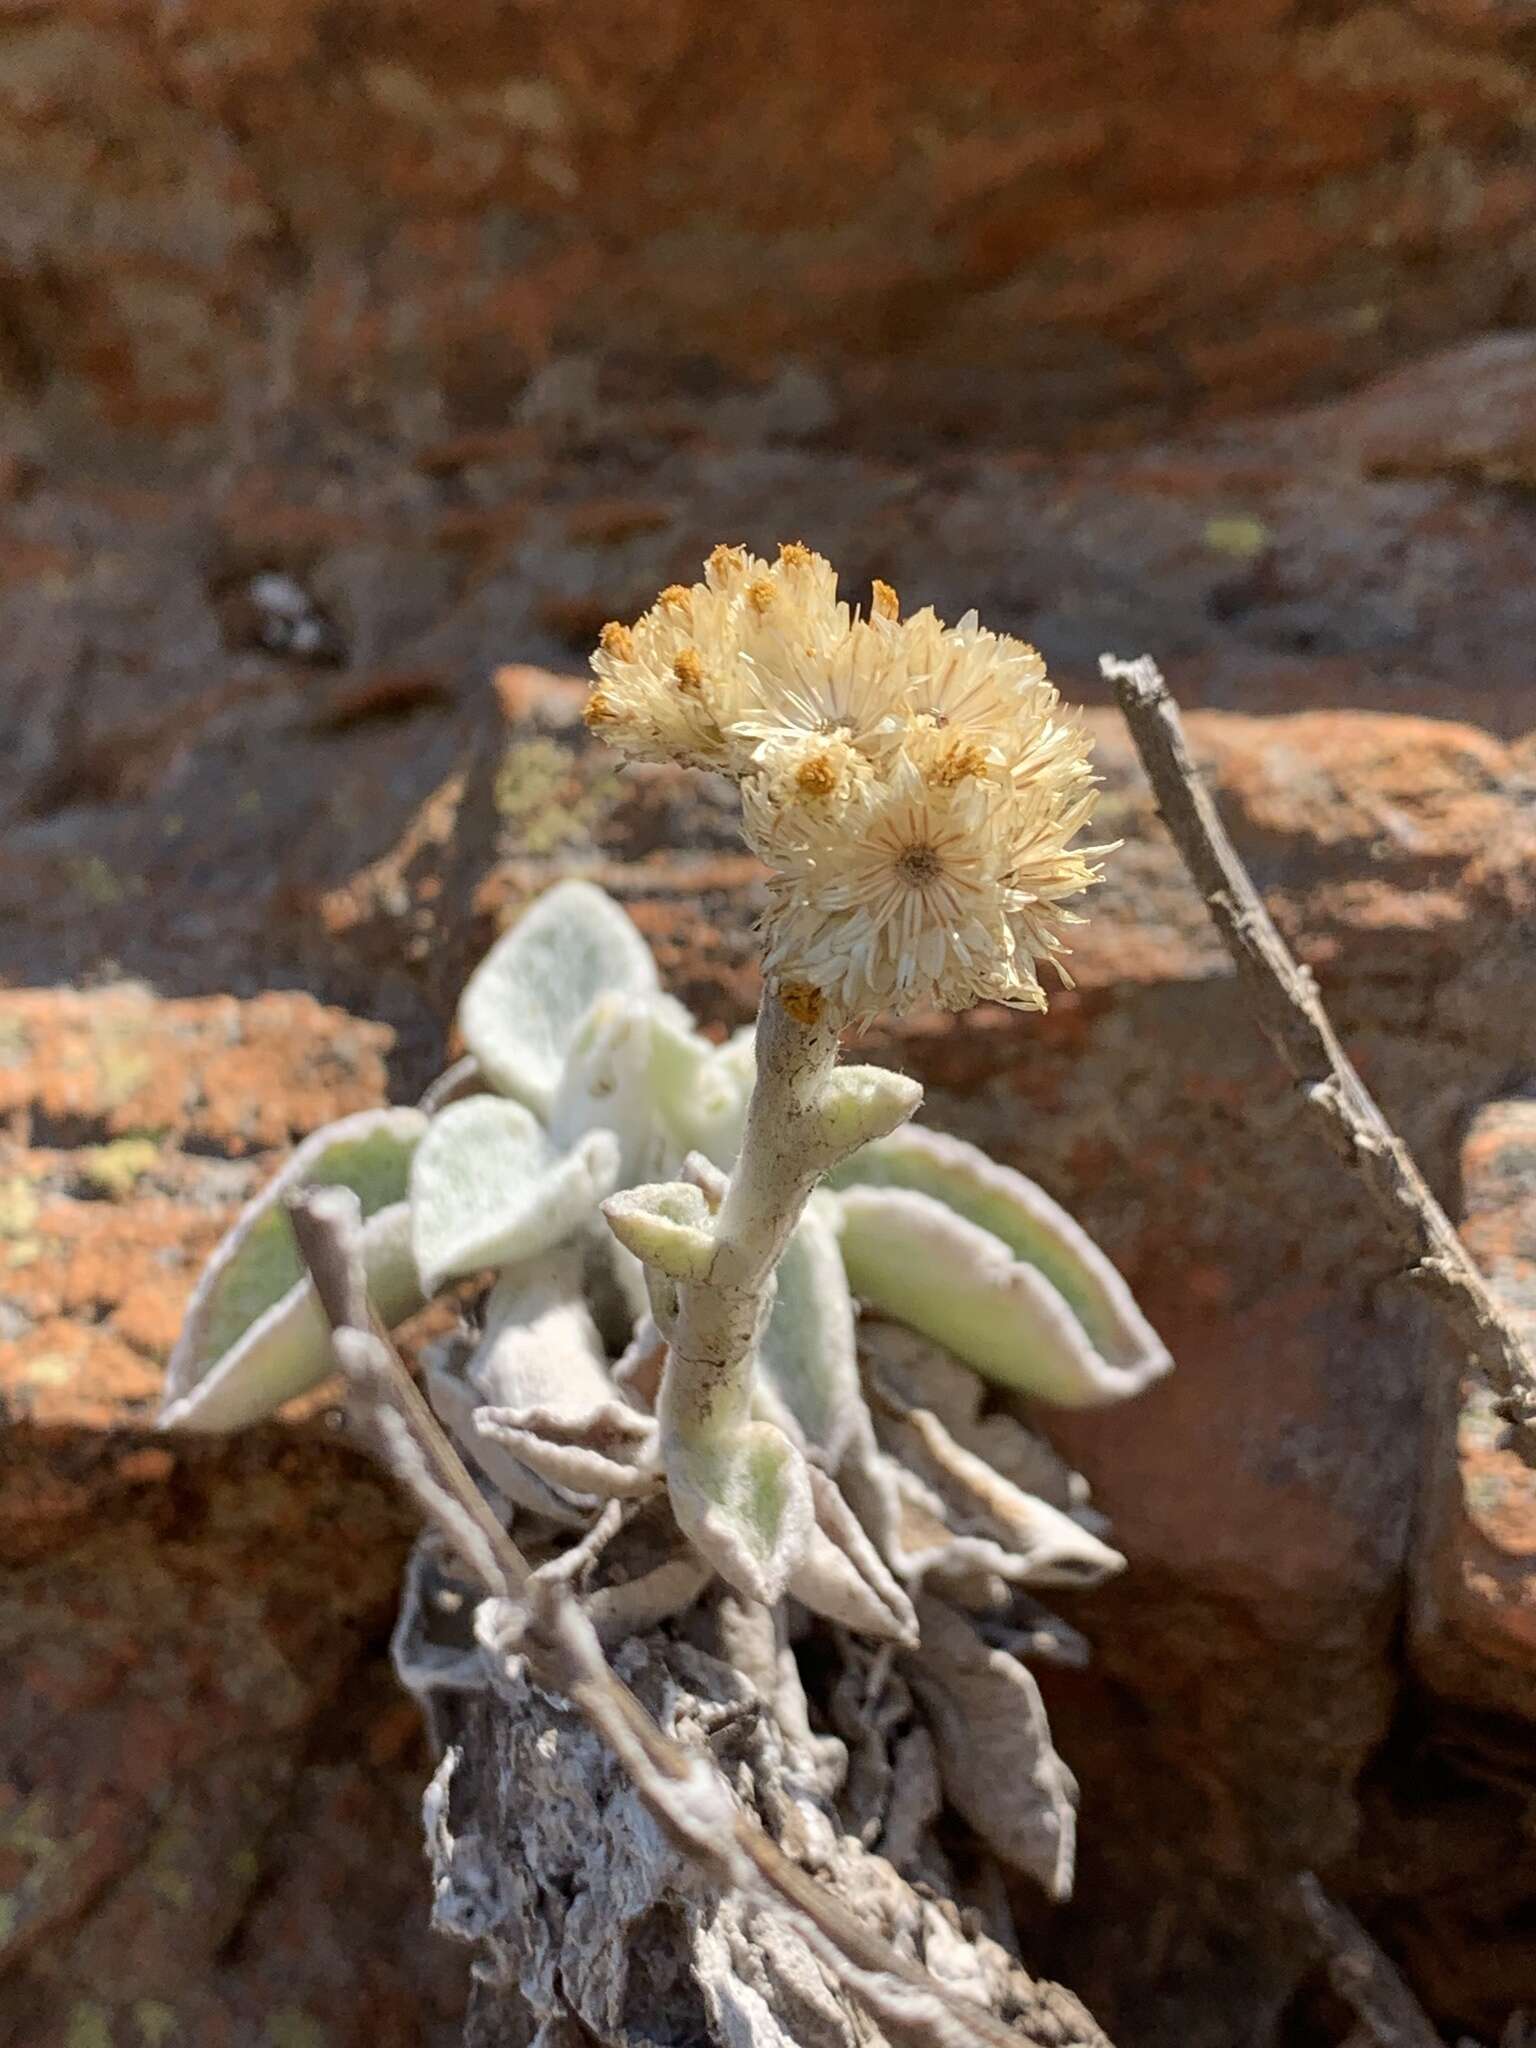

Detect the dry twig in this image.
[287,1185,1106,2048]
[1296,1874,1443,2048]
[1104,653,1536,1462]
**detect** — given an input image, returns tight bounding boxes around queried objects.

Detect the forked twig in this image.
[1105,654,1536,1462]
[287,1186,1105,2048]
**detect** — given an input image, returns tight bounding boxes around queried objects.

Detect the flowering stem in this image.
[659,988,839,1450]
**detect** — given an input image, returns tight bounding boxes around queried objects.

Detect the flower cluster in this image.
[586,544,1107,1023]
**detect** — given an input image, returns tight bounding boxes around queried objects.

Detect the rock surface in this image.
[0,993,468,2047]
[3,3,1535,452]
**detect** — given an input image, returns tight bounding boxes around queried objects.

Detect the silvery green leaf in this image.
[163,1106,426,1411]
[830,1124,1170,1403]
[457,880,657,1116]
[549,989,713,1183]
[409,1095,620,1292]
[756,1197,863,1470]
[838,1184,1140,1404]
[902,1595,1078,1901]
[666,1419,814,1606]
[679,1024,756,1166]
[159,1202,422,1432]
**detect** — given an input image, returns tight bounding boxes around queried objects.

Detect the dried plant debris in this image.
[432,1628,1110,2048]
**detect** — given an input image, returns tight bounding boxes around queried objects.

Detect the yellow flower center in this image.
[925,738,988,787]
[793,750,840,797]
[599,621,636,661]
[672,648,705,694]
[871,578,900,621]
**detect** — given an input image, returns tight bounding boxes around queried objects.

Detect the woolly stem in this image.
[659,987,839,1448]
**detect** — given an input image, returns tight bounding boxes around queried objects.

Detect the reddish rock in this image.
[0,992,467,2046]
[2,4,1534,454]
[0,988,394,1154]
[1413,1098,1536,1716]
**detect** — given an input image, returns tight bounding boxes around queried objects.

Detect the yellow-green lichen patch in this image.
[494,737,622,856]
[1203,514,1270,560]
[82,1138,162,1200]
[65,2005,114,2048]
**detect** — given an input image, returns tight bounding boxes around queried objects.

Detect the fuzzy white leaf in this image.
[549,989,711,1183]
[836,1182,1169,1406]
[471,1253,616,1412]
[884,1399,1124,1589]
[861,1320,1087,1514]
[164,1106,426,1409]
[458,880,657,1115]
[667,1419,814,1606]
[425,1353,592,1523]
[475,1402,660,1500]
[831,1124,1170,1402]
[159,1202,423,1432]
[424,1252,621,1520]
[409,1096,620,1292]
[756,1199,863,1469]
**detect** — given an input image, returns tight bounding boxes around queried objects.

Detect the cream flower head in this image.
[586,546,1108,1023]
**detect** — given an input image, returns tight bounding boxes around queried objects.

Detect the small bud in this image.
[602,1181,715,1281]
[812,1064,923,1161]
[871,577,900,621]
[925,735,989,786]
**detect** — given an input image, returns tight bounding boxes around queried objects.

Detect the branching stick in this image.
[1105,653,1536,1461]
